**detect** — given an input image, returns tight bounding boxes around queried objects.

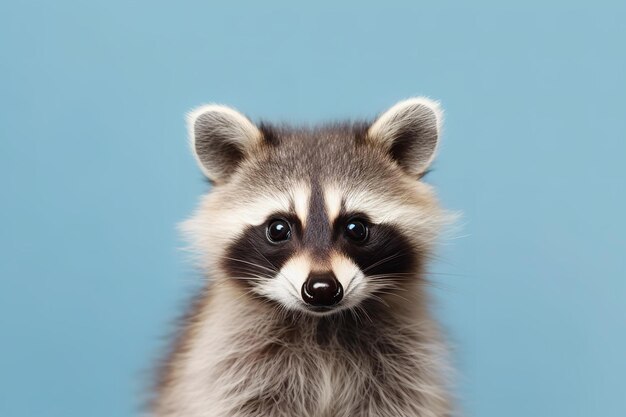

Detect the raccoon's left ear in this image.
[367,97,443,177]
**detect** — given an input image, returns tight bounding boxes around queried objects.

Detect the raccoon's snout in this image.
[301,272,343,307]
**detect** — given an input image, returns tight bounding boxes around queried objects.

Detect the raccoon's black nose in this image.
[302,273,343,307]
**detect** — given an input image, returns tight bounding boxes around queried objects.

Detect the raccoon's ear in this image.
[187,104,262,183]
[367,97,442,177]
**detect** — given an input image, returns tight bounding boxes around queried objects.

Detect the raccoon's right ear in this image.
[367,97,443,177]
[187,104,262,184]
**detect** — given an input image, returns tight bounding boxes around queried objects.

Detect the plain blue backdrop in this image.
[1,1,625,416]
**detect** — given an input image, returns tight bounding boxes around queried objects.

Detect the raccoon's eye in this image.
[267,219,291,243]
[345,219,368,242]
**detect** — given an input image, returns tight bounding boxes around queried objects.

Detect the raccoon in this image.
[153,98,454,417]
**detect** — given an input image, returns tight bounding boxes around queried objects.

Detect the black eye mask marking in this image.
[335,216,418,279]
[221,214,301,288]
[221,210,419,295]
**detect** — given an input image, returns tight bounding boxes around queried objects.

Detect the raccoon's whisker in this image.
[223,256,301,302]
[369,275,451,292]
[426,254,458,267]
[238,273,269,282]
[229,266,275,278]
[367,272,415,277]
[248,243,280,272]
[365,280,392,291]
[233,287,264,305]
[368,284,412,303]
[361,251,408,273]
[228,271,302,308]
[228,272,271,282]
[280,274,301,300]
[208,273,272,295]
[365,292,392,309]
[344,274,361,294]
[365,276,415,288]
[373,289,410,302]
[366,273,414,280]
[348,306,362,326]
[245,243,302,297]
[420,281,453,291]
[425,271,467,278]
[365,279,407,292]
[367,275,448,291]
[356,306,367,325]
[369,284,408,294]
[373,288,409,301]
[373,279,411,292]
[221,256,279,274]
[355,304,374,324]
[347,303,367,326]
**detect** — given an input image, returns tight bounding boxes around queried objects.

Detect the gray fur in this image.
[153,99,455,417]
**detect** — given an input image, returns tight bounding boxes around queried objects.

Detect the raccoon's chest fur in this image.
[155,284,451,417]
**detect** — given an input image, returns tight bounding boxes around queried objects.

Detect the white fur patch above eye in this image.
[343,190,408,223]
[292,184,311,228]
[323,184,343,224]
[339,184,447,250]
[240,194,291,226]
[241,182,312,228]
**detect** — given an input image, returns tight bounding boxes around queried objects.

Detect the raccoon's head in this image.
[183,98,447,316]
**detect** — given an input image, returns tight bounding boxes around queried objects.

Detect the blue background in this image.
[1,2,625,416]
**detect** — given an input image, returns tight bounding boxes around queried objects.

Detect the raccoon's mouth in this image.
[297,297,362,316]
[305,305,336,313]
[297,302,352,317]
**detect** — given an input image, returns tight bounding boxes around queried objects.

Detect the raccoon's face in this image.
[183,98,446,316]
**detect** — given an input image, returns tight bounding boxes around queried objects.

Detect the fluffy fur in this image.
[153,98,455,417]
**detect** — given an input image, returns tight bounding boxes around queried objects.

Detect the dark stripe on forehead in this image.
[303,181,332,261]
